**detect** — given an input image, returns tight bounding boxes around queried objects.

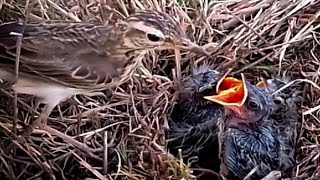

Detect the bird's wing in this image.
[0,21,130,89]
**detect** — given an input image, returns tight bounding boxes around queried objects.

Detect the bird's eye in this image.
[273,99,282,105]
[248,101,260,110]
[146,33,161,42]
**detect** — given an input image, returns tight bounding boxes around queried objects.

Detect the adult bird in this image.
[205,74,303,179]
[0,10,210,127]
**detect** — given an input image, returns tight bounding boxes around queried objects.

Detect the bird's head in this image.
[123,10,210,56]
[204,74,272,126]
[182,65,222,94]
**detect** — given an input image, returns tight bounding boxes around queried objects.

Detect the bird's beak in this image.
[163,37,212,58]
[204,74,248,107]
[256,80,269,92]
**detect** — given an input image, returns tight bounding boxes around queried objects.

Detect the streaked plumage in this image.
[167,65,223,178]
[168,66,221,154]
[0,10,209,126]
[167,68,302,179]
[218,77,302,179]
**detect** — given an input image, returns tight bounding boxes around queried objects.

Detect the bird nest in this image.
[0,0,319,179]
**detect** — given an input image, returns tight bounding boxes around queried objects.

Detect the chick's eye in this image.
[248,101,260,110]
[146,33,161,42]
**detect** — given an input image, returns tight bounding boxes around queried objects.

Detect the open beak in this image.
[204,74,248,107]
[256,80,269,92]
[163,37,212,58]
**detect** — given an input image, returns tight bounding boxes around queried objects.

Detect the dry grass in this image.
[0,0,319,179]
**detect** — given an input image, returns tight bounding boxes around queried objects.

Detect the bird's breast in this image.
[222,124,281,179]
[11,75,86,105]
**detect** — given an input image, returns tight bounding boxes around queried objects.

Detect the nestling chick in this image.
[167,65,224,177]
[205,75,303,179]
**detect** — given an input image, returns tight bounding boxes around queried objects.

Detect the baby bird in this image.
[205,75,303,179]
[167,65,224,176]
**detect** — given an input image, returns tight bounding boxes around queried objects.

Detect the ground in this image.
[0,0,320,179]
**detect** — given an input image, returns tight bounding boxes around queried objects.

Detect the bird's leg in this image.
[22,102,56,137]
[33,102,56,127]
[22,100,101,158]
[27,100,101,157]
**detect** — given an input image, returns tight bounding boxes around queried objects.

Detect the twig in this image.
[103,131,108,175]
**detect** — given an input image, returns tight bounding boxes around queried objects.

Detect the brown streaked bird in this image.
[0,10,210,127]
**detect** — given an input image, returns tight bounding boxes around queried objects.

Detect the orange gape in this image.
[216,77,242,93]
[204,75,248,107]
[256,80,267,91]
